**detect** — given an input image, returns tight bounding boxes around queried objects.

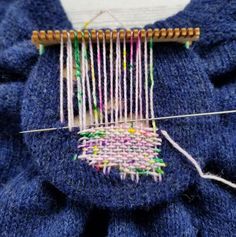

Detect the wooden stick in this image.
[32,28,200,48]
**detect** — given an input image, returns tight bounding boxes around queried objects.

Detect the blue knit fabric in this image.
[0,0,235,236]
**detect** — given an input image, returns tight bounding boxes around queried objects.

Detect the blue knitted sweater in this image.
[0,0,235,236]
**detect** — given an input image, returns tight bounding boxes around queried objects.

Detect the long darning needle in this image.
[19,109,236,134]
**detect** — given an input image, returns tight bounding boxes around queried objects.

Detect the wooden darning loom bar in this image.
[32,28,200,48]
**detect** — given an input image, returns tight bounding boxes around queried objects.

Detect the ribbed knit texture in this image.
[0,0,235,236]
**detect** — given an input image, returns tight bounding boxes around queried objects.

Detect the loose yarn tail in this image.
[161,130,236,189]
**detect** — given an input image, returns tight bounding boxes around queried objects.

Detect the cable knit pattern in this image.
[0,0,235,236]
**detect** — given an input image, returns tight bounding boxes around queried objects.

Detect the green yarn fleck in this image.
[150,38,153,49]
[74,32,83,108]
[135,168,149,175]
[154,148,161,153]
[185,41,190,49]
[153,157,165,164]
[74,32,81,78]
[39,44,45,55]
[72,154,77,161]
[80,131,106,139]
[156,167,164,175]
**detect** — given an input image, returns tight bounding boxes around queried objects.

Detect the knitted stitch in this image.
[0,0,235,236]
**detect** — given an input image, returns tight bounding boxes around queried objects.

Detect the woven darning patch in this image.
[77,125,166,182]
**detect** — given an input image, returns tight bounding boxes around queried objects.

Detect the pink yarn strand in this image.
[97,33,103,124]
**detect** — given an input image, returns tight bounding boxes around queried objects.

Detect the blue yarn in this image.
[0,0,235,236]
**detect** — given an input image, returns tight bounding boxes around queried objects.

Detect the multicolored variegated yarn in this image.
[77,125,165,182]
[60,30,166,182]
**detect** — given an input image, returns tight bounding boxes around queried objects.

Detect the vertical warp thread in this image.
[103,32,108,126]
[110,32,114,124]
[89,35,99,125]
[97,32,103,124]
[66,33,74,131]
[115,32,120,125]
[149,36,159,180]
[149,37,156,130]
[66,35,70,129]
[74,32,83,129]
[81,37,87,129]
[83,36,94,125]
[130,32,134,120]
[144,33,149,125]
[70,35,75,130]
[138,31,143,121]
[123,35,127,123]
[60,35,64,123]
[118,33,122,121]
[135,34,139,123]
